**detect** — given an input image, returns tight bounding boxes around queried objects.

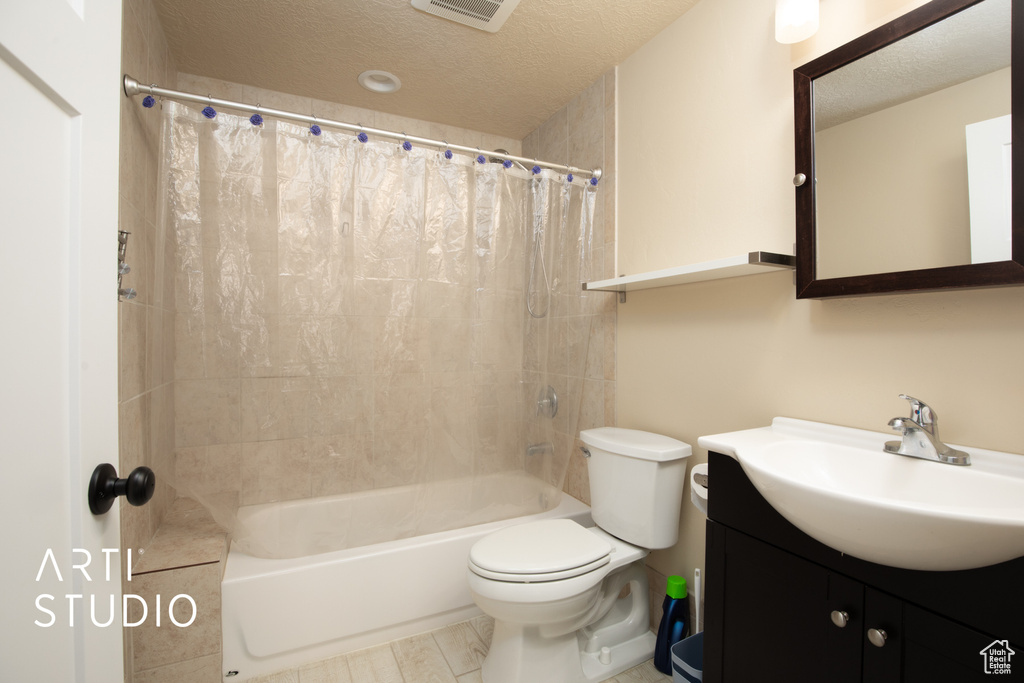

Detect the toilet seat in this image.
[469,519,611,583]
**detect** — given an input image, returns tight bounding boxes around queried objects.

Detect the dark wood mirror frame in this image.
[794,0,1024,298]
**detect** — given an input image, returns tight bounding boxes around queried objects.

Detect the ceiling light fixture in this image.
[775,0,819,44]
[358,70,402,94]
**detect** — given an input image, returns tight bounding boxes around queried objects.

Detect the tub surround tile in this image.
[133,497,228,574]
[129,561,222,672]
[132,653,222,683]
[455,672,483,683]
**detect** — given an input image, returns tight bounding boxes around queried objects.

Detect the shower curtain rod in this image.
[123,75,602,181]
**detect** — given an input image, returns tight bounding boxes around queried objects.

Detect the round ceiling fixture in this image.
[358,70,402,94]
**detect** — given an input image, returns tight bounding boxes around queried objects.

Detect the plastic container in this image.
[671,632,704,683]
[653,575,689,674]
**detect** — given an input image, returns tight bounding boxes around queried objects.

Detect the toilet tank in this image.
[580,427,691,549]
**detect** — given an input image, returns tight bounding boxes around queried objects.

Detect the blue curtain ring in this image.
[444,149,453,160]
[250,113,263,126]
[477,155,486,164]
[590,176,599,186]
[532,165,542,175]
[202,105,217,119]
[142,95,156,108]
[402,140,412,151]
[502,160,512,169]
[310,124,322,136]
[567,173,574,183]
[357,131,369,143]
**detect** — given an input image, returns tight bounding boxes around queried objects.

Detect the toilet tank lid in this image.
[580,427,692,461]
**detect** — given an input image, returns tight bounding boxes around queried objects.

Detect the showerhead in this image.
[490,149,530,172]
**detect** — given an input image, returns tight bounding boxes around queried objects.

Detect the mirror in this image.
[794,0,1023,298]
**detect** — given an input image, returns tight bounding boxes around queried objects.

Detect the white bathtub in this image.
[221,472,592,681]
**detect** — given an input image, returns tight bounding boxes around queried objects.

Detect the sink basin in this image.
[698,418,1024,572]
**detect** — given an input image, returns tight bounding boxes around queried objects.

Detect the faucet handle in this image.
[897,394,936,427]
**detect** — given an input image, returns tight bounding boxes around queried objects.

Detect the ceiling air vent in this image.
[411,0,522,33]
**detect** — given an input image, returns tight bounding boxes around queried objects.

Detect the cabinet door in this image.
[717,527,831,681]
[903,604,1023,682]
[825,573,864,683]
[862,588,902,683]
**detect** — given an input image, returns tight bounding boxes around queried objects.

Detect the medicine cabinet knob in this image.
[88,463,155,515]
[830,610,849,628]
[867,628,888,648]
[793,173,807,187]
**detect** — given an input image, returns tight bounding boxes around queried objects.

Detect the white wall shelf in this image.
[583,251,795,298]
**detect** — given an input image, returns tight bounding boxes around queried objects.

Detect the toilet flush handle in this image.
[580,446,591,458]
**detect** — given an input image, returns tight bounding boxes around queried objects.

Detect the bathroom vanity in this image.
[702,452,1024,681]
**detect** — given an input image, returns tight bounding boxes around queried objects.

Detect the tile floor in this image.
[251,615,672,683]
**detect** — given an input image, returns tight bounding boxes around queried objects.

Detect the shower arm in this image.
[123,74,602,181]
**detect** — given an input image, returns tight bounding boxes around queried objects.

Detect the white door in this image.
[0,1,123,681]
[967,114,1013,264]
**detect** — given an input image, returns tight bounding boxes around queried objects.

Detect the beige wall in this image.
[616,0,1024,600]
[817,68,1011,278]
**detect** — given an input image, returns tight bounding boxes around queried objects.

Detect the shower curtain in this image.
[161,102,598,556]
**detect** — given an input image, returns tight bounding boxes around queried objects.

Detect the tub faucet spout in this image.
[883,394,970,466]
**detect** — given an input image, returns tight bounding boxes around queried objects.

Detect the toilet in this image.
[467,427,691,683]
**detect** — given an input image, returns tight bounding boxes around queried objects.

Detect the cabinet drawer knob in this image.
[830,610,849,628]
[867,628,888,648]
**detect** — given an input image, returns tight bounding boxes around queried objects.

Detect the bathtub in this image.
[221,472,593,681]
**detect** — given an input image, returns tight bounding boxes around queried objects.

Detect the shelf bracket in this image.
[581,283,627,304]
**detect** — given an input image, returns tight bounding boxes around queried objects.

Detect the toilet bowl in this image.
[467,428,691,683]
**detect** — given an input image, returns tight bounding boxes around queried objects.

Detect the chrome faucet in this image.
[884,394,970,466]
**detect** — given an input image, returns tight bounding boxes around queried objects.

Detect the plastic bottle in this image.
[653,575,689,674]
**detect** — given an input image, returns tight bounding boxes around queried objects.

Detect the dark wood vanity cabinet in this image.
[703,452,1024,682]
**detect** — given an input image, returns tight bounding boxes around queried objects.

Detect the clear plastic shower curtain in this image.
[161,102,597,557]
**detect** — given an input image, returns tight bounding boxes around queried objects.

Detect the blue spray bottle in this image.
[653,575,689,674]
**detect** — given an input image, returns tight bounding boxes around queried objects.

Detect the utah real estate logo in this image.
[980,640,1015,675]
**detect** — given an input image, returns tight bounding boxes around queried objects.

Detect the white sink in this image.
[698,418,1024,572]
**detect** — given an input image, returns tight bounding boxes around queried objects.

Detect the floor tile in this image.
[391,633,458,683]
[611,659,672,682]
[298,654,352,683]
[346,644,404,683]
[432,620,488,676]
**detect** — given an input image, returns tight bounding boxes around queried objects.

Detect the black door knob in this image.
[88,463,155,515]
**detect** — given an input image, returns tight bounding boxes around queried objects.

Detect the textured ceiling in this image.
[814,0,1010,130]
[152,0,701,139]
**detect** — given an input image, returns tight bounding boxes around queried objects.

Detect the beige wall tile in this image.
[133,653,222,683]
[174,379,241,448]
[129,562,221,671]
[240,438,311,505]
[308,433,375,497]
[120,299,148,401]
